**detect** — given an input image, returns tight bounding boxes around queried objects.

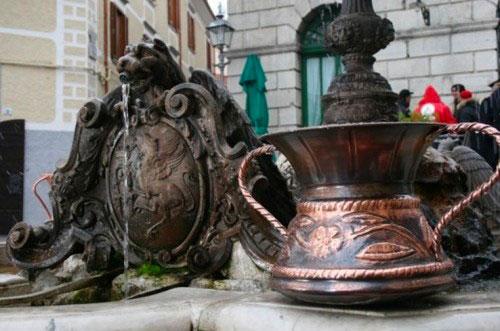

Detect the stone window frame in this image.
[300,4,342,127]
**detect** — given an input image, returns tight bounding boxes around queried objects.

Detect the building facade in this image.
[0,0,215,226]
[226,0,499,132]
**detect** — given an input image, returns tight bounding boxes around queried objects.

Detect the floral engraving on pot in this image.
[291,216,344,259]
[308,225,344,258]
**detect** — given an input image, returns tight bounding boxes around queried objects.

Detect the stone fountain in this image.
[1,0,499,311]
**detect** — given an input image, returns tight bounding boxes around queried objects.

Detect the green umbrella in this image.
[239,54,269,135]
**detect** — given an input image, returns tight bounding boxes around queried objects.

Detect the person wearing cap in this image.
[451,84,466,116]
[456,90,479,123]
[397,89,413,118]
[488,78,500,91]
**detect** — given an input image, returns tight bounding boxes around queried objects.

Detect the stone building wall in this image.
[374,0,498,107]
[226,0,499,132]
[0,0,216,225]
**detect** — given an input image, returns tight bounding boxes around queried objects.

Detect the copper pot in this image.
[239,122,500,305]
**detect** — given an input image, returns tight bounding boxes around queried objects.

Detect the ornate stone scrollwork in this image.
[7,38,295,276]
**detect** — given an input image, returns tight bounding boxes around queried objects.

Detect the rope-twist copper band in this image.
[433,123,500,253]
[238,145,289,238]
[273,260,453,280]
[298,197,420,213]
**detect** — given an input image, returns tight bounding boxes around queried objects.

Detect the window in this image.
[188,13,195,52]
[301,4,342,127]
[110,3,128,61]
[206,41,212,72]
[168,0,180,31]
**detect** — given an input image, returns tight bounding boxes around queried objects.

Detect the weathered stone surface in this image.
[22,254,112,305]
[416,147,500,282]
[50,285,110,306]
[1,287,500,331]
[0,274,26,287]
[227,242,270,284]
[416,147,462,184]
[31,254,91,293]
[190,278,268,292]
[190,241,271,293]
[376,40,407,61]
[388,57,430,79]
[408,35,450,57]
[0,243,9,266]
[451,30,497,53]
[431,53,474,75]
[475,50,499,72]
[276,153,300,196]
[111,268,187,300]
[54,254,91,282]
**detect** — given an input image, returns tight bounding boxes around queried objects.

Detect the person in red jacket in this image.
[414,85,457,124]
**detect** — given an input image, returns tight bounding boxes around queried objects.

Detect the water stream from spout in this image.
[121,83,131,298]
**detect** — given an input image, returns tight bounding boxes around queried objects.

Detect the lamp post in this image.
[206,4,234,86]
[409,0,430,26]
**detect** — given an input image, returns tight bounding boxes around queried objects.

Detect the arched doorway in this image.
[300,4,342,127]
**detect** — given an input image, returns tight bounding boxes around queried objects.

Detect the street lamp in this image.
[206,4,234,86]
[409,0,431,26]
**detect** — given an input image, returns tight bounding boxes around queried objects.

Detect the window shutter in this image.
[124,15,129,53]
[188,14,195,52]
[175,0,180,30]
[168,0,174,26]
[206,42,212,71]
[110,3,117,59]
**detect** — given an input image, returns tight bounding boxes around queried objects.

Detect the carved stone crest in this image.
[7,38,295,275]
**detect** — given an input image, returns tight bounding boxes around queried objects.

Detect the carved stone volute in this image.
[322,0,398,124]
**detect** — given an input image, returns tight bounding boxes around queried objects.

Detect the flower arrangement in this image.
[398,111,435,122]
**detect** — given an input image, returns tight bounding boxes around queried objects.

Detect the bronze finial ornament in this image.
[239,0,500,304]
[322,0,398,124]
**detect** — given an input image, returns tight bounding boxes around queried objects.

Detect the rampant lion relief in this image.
[7,38,295,276]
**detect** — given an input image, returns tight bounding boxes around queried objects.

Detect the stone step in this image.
[0,287,499,330]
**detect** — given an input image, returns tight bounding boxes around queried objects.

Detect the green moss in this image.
[138,264,165,276]
[70,289,94,304]
[58,286,110,305]
[137,264,190,277]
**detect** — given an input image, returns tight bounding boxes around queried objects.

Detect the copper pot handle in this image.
[238,145,289,239]
[433,123,500,249]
